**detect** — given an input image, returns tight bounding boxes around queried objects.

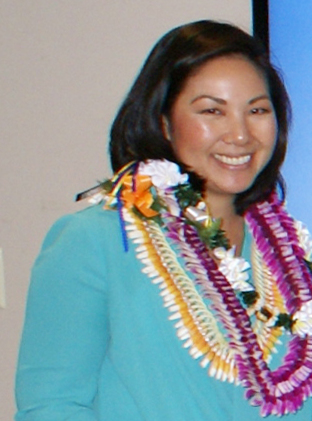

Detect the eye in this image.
[200,108,222,115]
[250,107,272,115]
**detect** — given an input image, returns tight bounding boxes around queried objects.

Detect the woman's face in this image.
[164,56,277,202]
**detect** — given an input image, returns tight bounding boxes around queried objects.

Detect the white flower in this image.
[138,159,188,190]
[292,300,312,336]
[161,191,181,216]
[295,220,312,260]
[213,246,252,292]
[88,192,105,205]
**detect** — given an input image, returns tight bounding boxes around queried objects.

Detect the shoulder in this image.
[51,202,118,229]
[31,204,128,292]
[278,204,312,260]
[293,218,312,260]
[39,203,124,258]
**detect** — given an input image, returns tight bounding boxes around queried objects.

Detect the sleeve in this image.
[15,211,110,421]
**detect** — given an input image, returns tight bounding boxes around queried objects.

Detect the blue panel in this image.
[269,1,312,229]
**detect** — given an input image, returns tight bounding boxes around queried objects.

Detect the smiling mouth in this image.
[214,154,251,166]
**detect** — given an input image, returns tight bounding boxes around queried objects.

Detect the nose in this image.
[222,115,249,145]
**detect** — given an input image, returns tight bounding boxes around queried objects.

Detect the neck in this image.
[203,190,237,219]
[204,192,244,254]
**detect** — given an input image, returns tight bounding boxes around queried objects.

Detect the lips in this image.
[214,154,251,166]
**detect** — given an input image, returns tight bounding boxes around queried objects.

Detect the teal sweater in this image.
[15,204,312,420]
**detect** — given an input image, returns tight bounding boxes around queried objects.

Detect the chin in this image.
[225,179,257,195]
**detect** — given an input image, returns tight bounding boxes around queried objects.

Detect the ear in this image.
[161,115,172,141]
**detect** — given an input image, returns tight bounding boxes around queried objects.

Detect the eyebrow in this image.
[248,94,271,104]
[190,94,271,105]
[191,95,226,105]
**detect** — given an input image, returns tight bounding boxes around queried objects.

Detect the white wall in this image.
[0,1,251,418]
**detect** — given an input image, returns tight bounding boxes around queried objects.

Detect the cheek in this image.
[257,122,278,170]
[170,118,213,151]
[254,115,277,150]
[266,121,278,157]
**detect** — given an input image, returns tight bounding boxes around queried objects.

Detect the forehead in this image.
[182,55,268,95]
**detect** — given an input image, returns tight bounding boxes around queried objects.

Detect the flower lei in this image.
[79,159,312,417]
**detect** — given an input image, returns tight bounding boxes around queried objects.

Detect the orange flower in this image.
[121,175,159,218]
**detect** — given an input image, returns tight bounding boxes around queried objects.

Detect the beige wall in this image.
[0,1,251,418]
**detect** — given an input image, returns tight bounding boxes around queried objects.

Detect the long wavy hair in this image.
[109,20,291,214]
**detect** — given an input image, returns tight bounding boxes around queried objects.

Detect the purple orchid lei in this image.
[165,192,312,417]
[90,159,312,416]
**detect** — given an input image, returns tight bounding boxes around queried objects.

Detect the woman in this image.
[15,20,312,420]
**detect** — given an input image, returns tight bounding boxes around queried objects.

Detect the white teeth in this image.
[214,154,251,166]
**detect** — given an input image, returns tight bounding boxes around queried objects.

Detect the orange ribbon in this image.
[121,175,159,218]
